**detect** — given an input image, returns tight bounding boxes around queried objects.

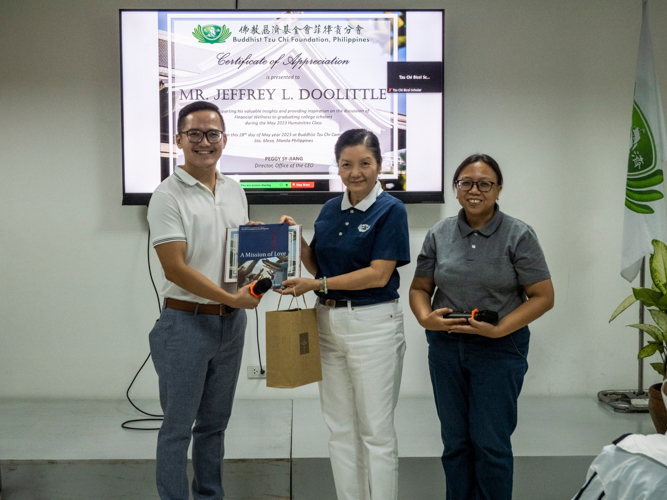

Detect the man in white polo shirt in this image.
[147,101,260,500]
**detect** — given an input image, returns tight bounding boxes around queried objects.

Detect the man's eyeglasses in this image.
[181,129,224,144]
[455,180,498,192]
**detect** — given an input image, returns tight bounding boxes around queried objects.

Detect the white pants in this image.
[317,300,406,500]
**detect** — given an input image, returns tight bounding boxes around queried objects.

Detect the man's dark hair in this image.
[334,129,383,168]
[452,153,503,188]
[177,101,226,133]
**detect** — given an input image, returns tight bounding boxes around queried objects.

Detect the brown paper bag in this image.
[266,295,322,388]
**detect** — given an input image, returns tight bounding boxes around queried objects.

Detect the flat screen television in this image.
[120,9,444,205]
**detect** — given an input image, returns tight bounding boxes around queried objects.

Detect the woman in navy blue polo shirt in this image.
[279,129,410,500]
[409,154,554,500]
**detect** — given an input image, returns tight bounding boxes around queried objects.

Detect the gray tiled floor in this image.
[0,399,292,461]
[290,396,654,500]
[291,395,654,459]
[0,396,656,500]
[0,396,653,461]
[0,399,293,500]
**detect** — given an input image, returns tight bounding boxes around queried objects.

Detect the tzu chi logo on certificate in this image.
[192,24,231,44]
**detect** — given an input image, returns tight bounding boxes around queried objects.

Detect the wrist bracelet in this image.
[319,277,324,293]
[323,276,328,294]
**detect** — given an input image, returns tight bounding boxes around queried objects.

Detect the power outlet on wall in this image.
[247,366,266,379]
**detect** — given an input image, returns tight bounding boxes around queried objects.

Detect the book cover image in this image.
[237,224,290,289]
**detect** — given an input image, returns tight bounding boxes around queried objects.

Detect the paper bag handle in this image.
[277,288,309,310]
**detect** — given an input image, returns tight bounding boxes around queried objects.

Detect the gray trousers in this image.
[149,306,246,500]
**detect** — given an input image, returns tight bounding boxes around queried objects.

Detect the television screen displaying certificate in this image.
[120,9,444,205]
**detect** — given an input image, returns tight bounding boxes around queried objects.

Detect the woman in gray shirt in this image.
[409,154,554,500]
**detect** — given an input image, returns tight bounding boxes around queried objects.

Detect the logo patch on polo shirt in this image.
[358,224,371,232]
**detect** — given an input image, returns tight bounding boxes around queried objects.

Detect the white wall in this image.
[1,0,666,400]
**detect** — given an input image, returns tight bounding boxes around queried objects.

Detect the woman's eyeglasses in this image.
[455,180,498,192]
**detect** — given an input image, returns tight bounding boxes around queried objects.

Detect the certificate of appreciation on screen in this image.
[121,10,444,205]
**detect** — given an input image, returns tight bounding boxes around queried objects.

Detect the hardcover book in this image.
[224,224,301,288]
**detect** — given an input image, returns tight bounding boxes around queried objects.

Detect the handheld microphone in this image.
[249,277,273,298]
[445,309,499,325]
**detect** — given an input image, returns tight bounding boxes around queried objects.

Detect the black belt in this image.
[165,298,236,315]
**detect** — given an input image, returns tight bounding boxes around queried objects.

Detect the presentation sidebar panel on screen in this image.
[120,10,444,205]
[406,11,443,193]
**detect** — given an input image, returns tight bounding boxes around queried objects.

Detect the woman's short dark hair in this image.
[334,129,383,168]
[452,154,503,188]
[177,101,226,133]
